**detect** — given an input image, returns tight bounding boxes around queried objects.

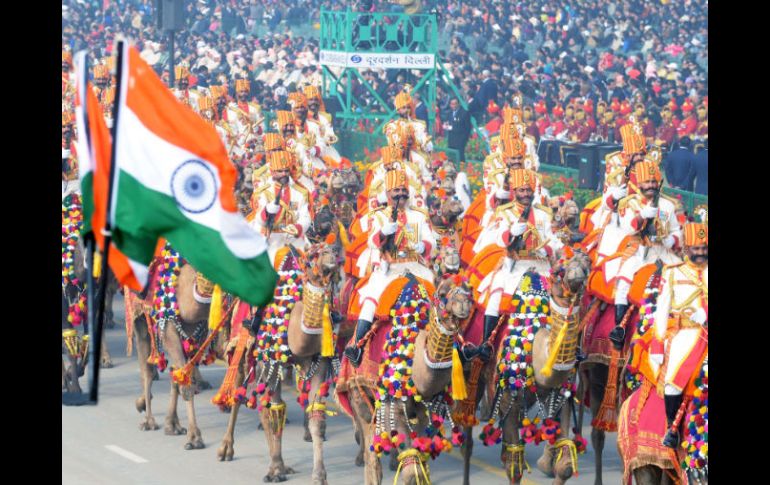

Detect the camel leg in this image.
[307,359,331,485]
[217,355,247,461]
[259,383,296,482]
[134,316,158,430]
[101,341,114,369]
[162,328,188,437]
[501,394,524,485]
[193,366,212,391]
[589,365,609,485]
[552,400,576,485]
[63,351,83,394]
[461,425,474,485]
[353,420,365,467]
[164,325,203,449]
[634,465,663,485]
[351,388,381,485]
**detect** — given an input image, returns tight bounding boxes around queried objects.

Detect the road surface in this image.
[62,293,624,484]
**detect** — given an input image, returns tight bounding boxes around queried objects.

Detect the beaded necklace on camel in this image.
[370,280,462,461]
[62,194,86,327]
[682,358,707,479]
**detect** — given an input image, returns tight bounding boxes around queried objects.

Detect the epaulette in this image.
[253,183,273,198]
[494,201,515,216]
[604,151,622,163]
[534,203,553,216]
[659,192,681,209]
[617,194,640,212]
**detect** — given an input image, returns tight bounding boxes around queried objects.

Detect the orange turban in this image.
[197,96,214,111]
[235,79,250,93]
[620,123,646,155]
[634,160,662,184]
[174,66,189,81]
[275,110,295,129]
[263,133,286,151]
[287,92,308,109]
[509,168,537,191]
[268,151,292,171]
[385,169,408,191]
[683,223,708,246]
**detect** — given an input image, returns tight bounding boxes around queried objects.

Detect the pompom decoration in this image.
[252,252,303,411]
[62,194,87,326]
[681,359,708,477]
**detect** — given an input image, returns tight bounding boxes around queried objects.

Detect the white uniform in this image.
[477,203,561,315]
[615,194,683,285]
[649,262,708,393]
[357,207,436,322]
[249,181,311,263]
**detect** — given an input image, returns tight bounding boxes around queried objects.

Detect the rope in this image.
[306,401,338,417]
[393,449,431,485]
[553,438,579,477]
[504,443,531,479]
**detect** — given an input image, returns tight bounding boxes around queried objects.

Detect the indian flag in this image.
[74,51,152,290]
[108,42,277,306]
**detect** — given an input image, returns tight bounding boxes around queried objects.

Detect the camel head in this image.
[556,198,580,228]
[435,275,473,323]
[308,204,336,242]
[428,193,463,228]
[436,241,461,276]
[550,247,591,301]
[329,169,345,192]
[341,168,362,198]
[305,233,341,287]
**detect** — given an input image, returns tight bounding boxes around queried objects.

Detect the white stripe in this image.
[115,106,267,260]
[127,259,150,288]
[73,51,93,182]
[104,445,148,463]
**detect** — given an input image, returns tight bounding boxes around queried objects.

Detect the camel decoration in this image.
[454,248,592,485]
[335,276,473,485]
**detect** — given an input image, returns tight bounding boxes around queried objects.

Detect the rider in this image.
[649,220,708,449]
[344,169,435,367]
[303,84,342,162]
[250,150,311,263]
[609,160,682,347]
[473,168,562,361]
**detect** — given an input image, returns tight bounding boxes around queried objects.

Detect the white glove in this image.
[381,221,398,236]
[649,353,664,366]
[266,201,280,214]
[494,187,511,200]
[414,241,425,255]
[376,190,388,204]
[640,205,658,219]
[608,184,627,200]
[62,149,71,159]
[510,222,528,237]
[663,234,676,249]
[690,307,707,325]
[425,141,434,153]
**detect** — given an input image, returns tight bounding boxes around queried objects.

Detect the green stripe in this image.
[113,171,278,306]
[81,172,94,236]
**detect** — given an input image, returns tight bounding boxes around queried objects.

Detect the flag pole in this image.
[87,39,126,404]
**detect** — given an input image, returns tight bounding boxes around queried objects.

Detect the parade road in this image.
[62,294,624,485]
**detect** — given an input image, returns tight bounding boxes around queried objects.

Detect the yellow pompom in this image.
[450,347,468,401]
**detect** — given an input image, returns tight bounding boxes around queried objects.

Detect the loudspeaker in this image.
[157,0,185,32]
[576,145,602,190]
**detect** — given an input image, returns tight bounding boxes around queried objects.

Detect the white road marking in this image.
[105,445,148,463]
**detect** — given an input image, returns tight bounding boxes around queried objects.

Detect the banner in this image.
[320,50,435,69]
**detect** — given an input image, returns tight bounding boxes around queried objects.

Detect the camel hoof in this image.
[184,438,205,450]
[258,422,263,430]
[135,397,146,413]
[139,417,159,431]
[263,475,287,483]
[152,368,160,381]
[312,474,328,485]
[196,379,213,391]
[101,357,114,369]
[165,418,187,436]
[536,454,555,478]
[217,442,235,462]
[304,429,312,442]
[355,453,365,467]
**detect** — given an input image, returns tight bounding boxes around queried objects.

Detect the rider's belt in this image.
[513,250,543,259]
[389,256,420,264]
[669,314,704,330]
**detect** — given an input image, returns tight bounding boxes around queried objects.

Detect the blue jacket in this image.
[664,147,695,191]
[692,149,708,195]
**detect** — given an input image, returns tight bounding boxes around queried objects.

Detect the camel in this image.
[130,259,214,450]
[336,276,473,485]
[457,249,591,485]
[215,242,341,484]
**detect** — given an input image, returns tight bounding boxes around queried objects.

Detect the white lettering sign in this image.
[319,51,435,70]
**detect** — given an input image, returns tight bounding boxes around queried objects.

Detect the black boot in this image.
[478,315,500,363]
[662,394,683,448]
[344,319,373,368]
[459,343,479,363]
[609,304,629,350]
